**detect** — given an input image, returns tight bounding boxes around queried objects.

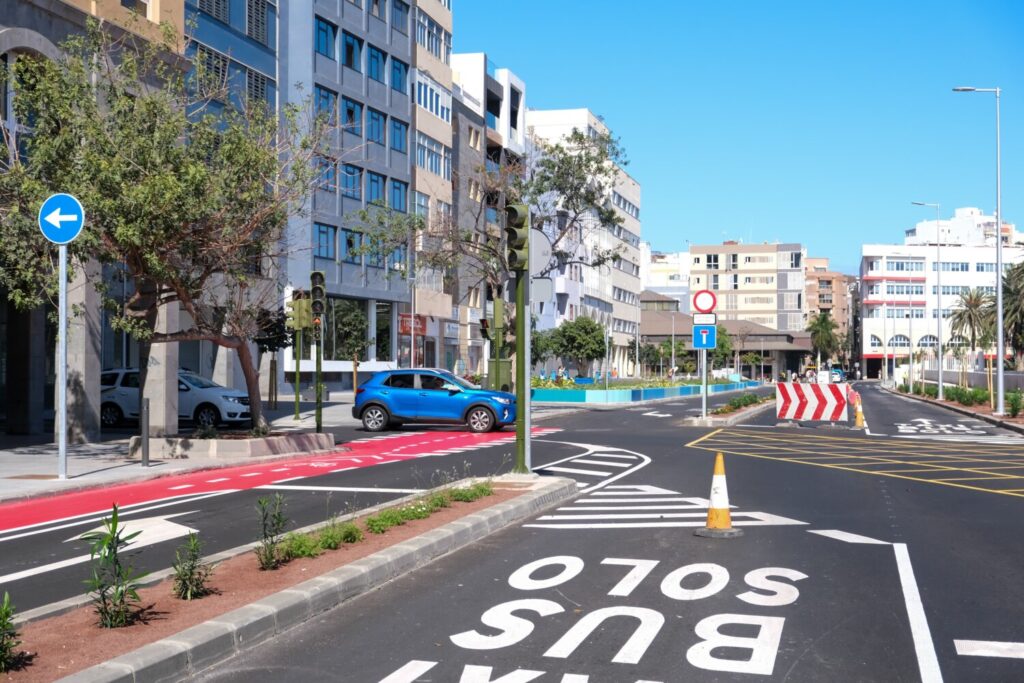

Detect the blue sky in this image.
[453,0,1023,275]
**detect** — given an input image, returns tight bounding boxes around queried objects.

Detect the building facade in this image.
[804,257,853,338]
[688,242,807,332]
[641,243,690,313]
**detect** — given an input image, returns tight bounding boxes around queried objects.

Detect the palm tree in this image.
[951,288,994,372]
[1002,263,1024,370]
[806,312,839,370]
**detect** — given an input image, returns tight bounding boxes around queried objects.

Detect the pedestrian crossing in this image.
[523,484,806,530]
[531,446,650,492]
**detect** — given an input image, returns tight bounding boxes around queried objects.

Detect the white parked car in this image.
[100,368,251,428]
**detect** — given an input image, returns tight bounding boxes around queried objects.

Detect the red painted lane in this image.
[0,428,560,533]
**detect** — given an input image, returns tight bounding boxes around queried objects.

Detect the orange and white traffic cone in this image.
[695,452,744,538]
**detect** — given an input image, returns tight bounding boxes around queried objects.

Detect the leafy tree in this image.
[951,288,994,369]
[712,328,733,369]
[532,328,558,369]
[0,25,332,429]
[332,301,371,393]
[806,312,839,367]
[552,317,606,377]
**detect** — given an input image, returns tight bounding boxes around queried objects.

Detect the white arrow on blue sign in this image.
[693,324,717,350]
[38,193,85,245]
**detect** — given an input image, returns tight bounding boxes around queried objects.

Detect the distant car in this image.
[352,369,516,433]
[100,368,251,428]
[830,367,846,383]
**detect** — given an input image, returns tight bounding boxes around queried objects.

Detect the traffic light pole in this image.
[514,268,528,473]
[294,329,301,420]
[315,334,322,434]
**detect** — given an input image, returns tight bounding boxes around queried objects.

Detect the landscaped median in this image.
[532,379,761,404]
[2,475,576,683]
[889,383,1024,434]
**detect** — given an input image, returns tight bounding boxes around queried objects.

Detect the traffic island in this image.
[127,432,336,459]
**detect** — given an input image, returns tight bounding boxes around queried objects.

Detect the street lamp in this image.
[954,86,1004,413]
[912,201,944,400]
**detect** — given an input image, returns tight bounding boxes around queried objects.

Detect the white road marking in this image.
[604,485,678,492]
[538,512,709,520]
[206,477,230,483]
[566,505,710,511]
[271,476,306,484]
[330,467,356,473]
[642,411,672,417]
[569,459,632,468]
[167,484,193,490]
[542,466,613,477]
[808,529,890,545]
[894,543,944,682]
[256,485,423,494]
[575,497,694,503]
[587,454,641,460]
[270,468,291,472]
[240,472,263,478]
[954,640,1024,659]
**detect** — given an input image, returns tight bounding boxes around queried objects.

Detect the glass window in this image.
[341,229,362,264]
[367,172,385,203]
[386,372,414,389]
[342,97,362,135]
[390,119,408,152]
[367,108,385,144]
[317,156,337,192]
[414,191,429,217]
[315,223,336,259]
[101,372,119,387]
[391,58,408,94]
[376,301,393,361]
[342,164,362,199]
[121,372,140,388]
[390,180,407,212]
[370,0,384,19]
[343,32,362,71]
[315,85,337,121]
[315,17,337,59]
[199,0,229,23]
[391,0,410,32]
[415,132,450,178]
[246,0,269,45]
[368,46,387,82]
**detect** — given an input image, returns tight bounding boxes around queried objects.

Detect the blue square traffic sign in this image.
[693,324,717,350]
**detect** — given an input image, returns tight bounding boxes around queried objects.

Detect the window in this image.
[317,156,337,192]
[369,0,384,18]
[385,373,414,388]
[415,133,450,179]
[368,46,387,83]
[932,261,969,272]
[977,262,997,272]
[391,58,408,94]
[414,191,429,217]
[341,164,362,199]
[390,180,407,212]
[341,229,362,264]
[367,172,385,203]
[342,97,363,135]
[889,335,910,348]
[390,119,408,152]
[199,0,228,23]
[789,252,802,268]
[729,253,739,270]
[315,17,337,59]
[391,0,410,32]
[390,245,407,272]
[315,85,337,121]
[246,68,269,104]
[870,335,882,348]
[415,9,452,64]
[886,260,924,272]
[468,127,481,150]
[611,191,640,219]
[315,223,336,259]
[343,32,362,71]
[197,45,228,89]
[711,274,719,290]
[246,0,269,45]
[415,73,452,123]
[919,335,939,348]
[367,108,385,144]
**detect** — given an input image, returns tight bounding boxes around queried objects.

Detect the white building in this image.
[860,207,1019,379]
[641,243,691,313]
[527,108,642,375]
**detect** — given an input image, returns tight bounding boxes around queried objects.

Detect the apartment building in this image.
[804,257,853,338]
[688,242,807,332]
[860,207,1020,379]
[528,108,642,375]
[640,243,690,313]
[450,52,527,375]
[1,0,186,438]
[276,0,415,390]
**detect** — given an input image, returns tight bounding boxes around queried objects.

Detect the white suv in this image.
[100,369,251,429]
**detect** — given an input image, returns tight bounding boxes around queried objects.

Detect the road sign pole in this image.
[701,348,708,420]
[58,244,68,480]
[524,271,532,473]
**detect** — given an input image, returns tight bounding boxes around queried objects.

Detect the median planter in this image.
[128,432,336,460]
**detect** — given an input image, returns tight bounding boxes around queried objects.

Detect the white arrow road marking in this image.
[0,513,198,584]
[954,640,1024,659]
[808,529,891,545]
[642,411,671,417]
[44,207,79,228]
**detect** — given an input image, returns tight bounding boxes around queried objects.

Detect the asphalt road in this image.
[195,389,1024,682]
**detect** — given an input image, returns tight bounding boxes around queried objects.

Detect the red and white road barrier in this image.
[776,382,849,421]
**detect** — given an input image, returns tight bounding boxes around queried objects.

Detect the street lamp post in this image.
[913,201,944,400]
[954,86,1004,413]
[670,313,676,378]
[906,311,914,390]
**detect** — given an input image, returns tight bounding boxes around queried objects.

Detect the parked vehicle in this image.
[830,367,846,383]
[100,368,251,428]
[352,369,516,433]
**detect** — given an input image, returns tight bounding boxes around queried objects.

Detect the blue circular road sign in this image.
[38,193,85,245]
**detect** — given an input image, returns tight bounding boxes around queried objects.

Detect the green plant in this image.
[923,385,938,399]
[172,533,214,601]
[82,504,147,628]
[1008,391,1023,418]
[365,508,407,534]
[450,481,494,503]
[425,490,452,511]
[970,388,990,406]
[398,502,432,521]
[193,424,219,440]
[0,592,24,673]
[279,532,321,560]
[255,494,288,570]
[249,423,271,438]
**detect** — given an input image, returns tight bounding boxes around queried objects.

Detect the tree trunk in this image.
[352,358,360,394]
[236,341,265,431]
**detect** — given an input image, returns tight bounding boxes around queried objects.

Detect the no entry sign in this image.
[692,290,717,314]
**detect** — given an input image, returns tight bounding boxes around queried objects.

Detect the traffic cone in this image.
[695,452,744,538]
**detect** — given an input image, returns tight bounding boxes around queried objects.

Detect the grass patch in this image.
[449,481,494,503]
[279,532,322,561]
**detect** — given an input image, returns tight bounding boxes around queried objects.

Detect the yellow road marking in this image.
[935,475,1023,482]
[684,428,724,448]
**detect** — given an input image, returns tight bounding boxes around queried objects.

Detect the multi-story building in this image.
[450,52,527,376]
[277,0,415,391]
[804,257,853,338]
[527,108,642,375]
[1,0,186,439]
[688,242,807,332]
[641,243,690,313]
[860,208,1020,379]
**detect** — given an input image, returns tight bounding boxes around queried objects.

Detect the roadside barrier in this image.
[695,452,743,539]
[776,382,849,421]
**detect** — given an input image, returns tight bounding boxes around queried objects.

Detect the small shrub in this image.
[279,532,321,561]
[338,521,364,544]
[398,502,432,521]
[450,481,494,503]
[424,491,452,512]
[898,383,909,393]
[970,388,990,406]
[923,385,938,399]
[193,424,219,440]
[365,508,406,534]
[82,504,147,628]
[255,494,288,570]
[172,533,214,600]
[249,423,271,438]
[0,592,24,673]
[1008,391,1023,418]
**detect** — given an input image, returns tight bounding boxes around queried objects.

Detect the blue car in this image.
[352,369,516,433]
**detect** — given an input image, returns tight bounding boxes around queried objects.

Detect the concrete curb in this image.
[683,399,775,427]
[57,476,577,683]
[881,387,1024,436]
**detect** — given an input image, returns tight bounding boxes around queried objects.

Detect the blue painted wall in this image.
[533,381,760,404]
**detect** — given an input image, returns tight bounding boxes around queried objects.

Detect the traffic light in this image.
[310,271,326,341]
[285,292,311,331]
[505,204,529,271]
